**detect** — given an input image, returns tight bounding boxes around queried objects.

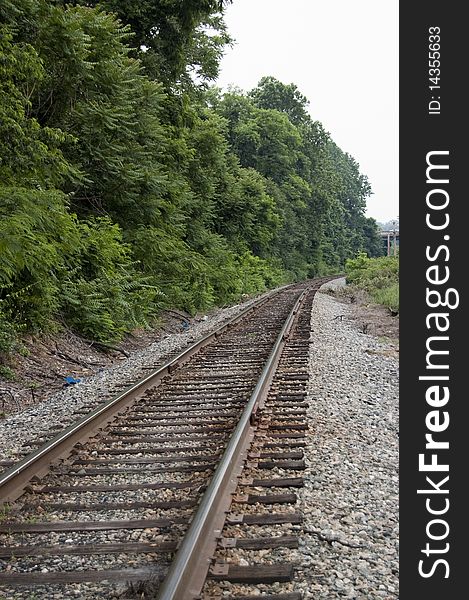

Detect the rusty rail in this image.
[156,287,312,600]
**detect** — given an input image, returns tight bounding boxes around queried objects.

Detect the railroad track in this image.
[0,278,334,599]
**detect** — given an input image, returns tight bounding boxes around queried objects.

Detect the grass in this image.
[0,364,16,381]
[372,282,399,313]
[0,504,12,523]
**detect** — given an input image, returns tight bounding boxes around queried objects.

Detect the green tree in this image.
[73,0,233,83]
[249,75,310,126]
[0,23,72,188]
[1,0,382,354]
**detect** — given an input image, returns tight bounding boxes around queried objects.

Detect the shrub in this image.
[0,189,162,343]
[0,305,18,355]
[60,218,162,342]
[345,252,399,313]
[0,187,80,330]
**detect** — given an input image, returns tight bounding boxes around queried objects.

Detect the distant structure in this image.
[379,219,399,256]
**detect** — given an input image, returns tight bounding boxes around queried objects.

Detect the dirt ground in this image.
[0,288,399,418]
[322,285,399,357]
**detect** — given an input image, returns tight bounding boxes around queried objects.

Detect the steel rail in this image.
[0,286,291,504]
[156,286,312,600]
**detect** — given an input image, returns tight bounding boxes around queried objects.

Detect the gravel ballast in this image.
[297,278,399,599]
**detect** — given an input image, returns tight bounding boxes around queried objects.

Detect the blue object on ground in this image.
[64,376,81,385]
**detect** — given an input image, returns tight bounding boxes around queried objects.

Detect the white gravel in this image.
[297,278,399,599]
[0,294,265,467]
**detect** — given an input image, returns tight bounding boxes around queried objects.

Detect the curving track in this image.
[0,278,334,599]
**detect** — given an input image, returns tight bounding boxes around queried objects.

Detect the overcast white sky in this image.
[216,0,398,224]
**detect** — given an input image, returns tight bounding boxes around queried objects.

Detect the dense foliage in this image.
[1,0,383,351]
[346,253,399,313]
